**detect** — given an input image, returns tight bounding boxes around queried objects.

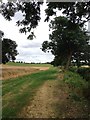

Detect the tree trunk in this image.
[65,51,72,70]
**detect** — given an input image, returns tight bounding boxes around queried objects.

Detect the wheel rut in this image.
[19,80,58,118]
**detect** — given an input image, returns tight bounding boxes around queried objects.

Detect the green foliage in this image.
[44,2,90,68]
[2,68,58,117]
[63,71,89,101]
[69,66,90,82]
[1,2,90,40]
[51,57,63,67]
[63,71,88,88]
[69,93,81,102]
[2,38,18,64]
[68,67,90,100]
[77,67,90,81]
[45,2,90,25]
[69,66,78,73]
[42,16,89,69]
[0,1,42,39]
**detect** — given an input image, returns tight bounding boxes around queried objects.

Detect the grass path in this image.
[2,68,58,118]
[19,73,88,118]
[19,80,58,118]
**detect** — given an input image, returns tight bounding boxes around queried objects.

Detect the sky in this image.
[0,1,54,63]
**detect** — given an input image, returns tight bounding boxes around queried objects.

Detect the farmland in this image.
[2,64,50,80]
[1,63,89,118]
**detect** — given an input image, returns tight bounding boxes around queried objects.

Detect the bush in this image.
[83,86,90,100]
[77,67,90,81]
[63,71,88,89]
[69,66,77,73]
[63,71,89,101]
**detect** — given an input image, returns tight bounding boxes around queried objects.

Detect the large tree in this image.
[2,38,18,64]
[41,16,89,70]
[44,2,90,68]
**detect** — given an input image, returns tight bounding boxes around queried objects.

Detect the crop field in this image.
[1,63,89,118]
[1,65,50,80]
[7,62,52,67]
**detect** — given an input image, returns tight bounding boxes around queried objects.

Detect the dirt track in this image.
[19,80,59,118]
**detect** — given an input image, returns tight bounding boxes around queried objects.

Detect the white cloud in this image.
[21,42,41,48]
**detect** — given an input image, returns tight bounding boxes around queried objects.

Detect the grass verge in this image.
[63,71,89,115]
[63,71,88,101]
[54,70,89,118]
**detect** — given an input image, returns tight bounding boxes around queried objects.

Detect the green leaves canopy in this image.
[0,1,90,39]
[42,16,89,69]
[0,1,42,39]
[45,2,90,26]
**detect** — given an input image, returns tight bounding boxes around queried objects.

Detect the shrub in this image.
[77,67,90,81]
[69,66,77,73]
[63,71,89,101]
[63,71,88,89]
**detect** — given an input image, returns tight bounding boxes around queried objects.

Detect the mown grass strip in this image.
[2,75,33,96]
[2,68,58,118]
